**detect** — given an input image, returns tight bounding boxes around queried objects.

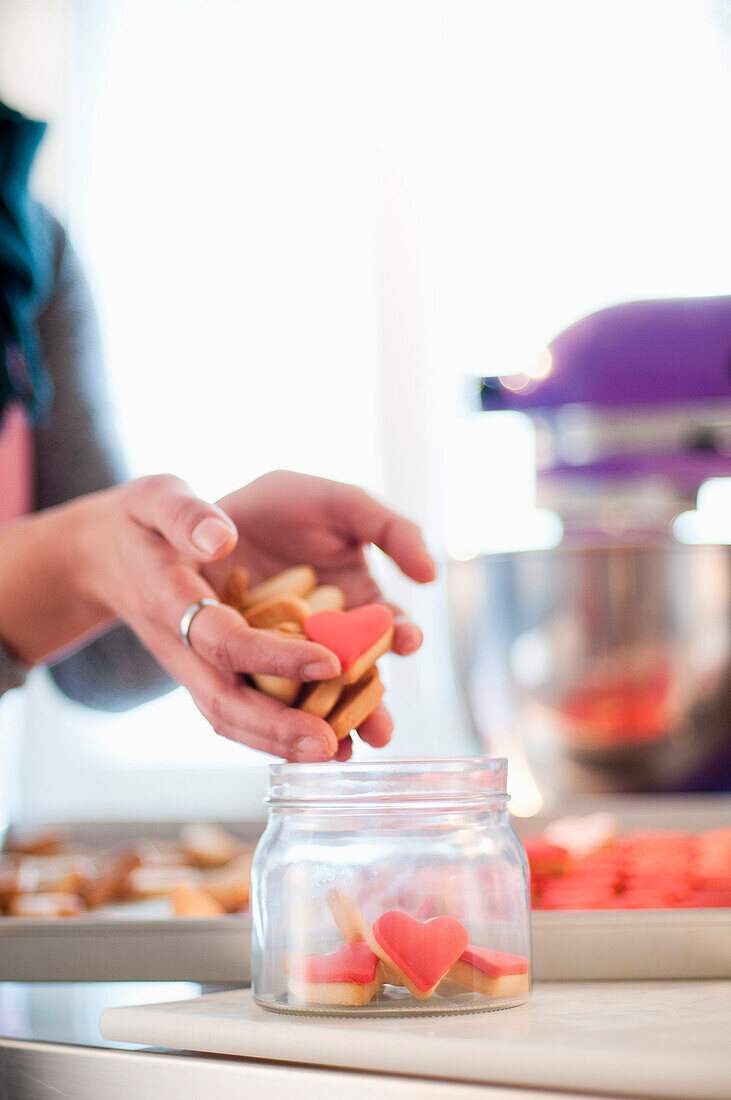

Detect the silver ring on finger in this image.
[179,598,219,648]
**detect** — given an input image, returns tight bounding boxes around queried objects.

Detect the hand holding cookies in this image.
[199,470,436,760]
[218,566,397,761]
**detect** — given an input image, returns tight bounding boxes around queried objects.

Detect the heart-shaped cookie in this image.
[459,946,529,977]
[304,605,394,684]
[449,945,530,999]
[286,942,385,1006]
[368,909,469,999]
[287,941,379,985]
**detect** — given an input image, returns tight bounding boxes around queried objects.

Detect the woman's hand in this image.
[201,470,437,761]
[73,475,348,761]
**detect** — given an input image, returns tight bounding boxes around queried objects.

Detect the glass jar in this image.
[251,757,530,1016]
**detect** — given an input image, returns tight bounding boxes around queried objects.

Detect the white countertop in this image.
[101,980,731,1099]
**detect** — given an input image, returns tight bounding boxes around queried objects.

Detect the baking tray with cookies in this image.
[519,797,731,980]
[0,819,257,982]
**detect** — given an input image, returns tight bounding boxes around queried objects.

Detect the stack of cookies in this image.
[222,565,394,740]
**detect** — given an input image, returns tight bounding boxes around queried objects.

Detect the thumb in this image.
[126,474,238,561]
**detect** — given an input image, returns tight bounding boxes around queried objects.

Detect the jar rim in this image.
[267,756,509,806]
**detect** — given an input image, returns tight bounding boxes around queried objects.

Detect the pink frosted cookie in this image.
[303,605,394,685]
[366,909,469,1000]
[449,945,529,998]
[287,941,385,1006]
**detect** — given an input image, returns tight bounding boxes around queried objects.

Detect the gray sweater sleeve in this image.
[21,211,175,710]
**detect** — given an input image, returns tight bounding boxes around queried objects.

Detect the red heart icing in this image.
[372,910,469,993]
[460,945,529,977]
[286,942,379,985]
[304,605,393,671]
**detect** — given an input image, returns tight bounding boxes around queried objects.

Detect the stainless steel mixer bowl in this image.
[448,542,731,796]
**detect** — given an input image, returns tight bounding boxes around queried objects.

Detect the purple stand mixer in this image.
[451,295,731,795]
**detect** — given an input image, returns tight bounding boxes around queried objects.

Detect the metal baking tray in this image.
[0,821,257,983]
[1,797,729,983]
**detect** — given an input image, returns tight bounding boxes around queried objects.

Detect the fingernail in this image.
[302,659,340,680]
[293,736,333,761]
[422,554,438,581]
[191,517,235,556]
[395,627,421,655]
